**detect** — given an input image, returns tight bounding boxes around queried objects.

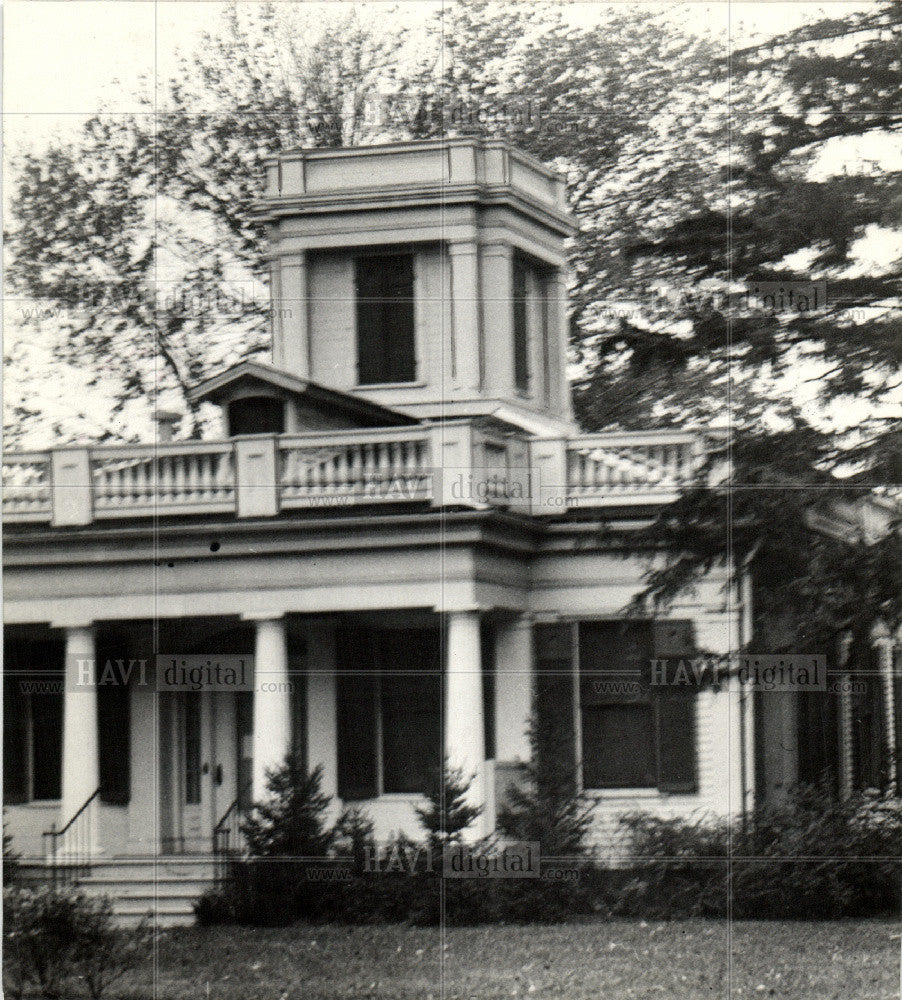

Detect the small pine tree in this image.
[241,755,334,858]
[415,760,482,848]
[498,710,596,857]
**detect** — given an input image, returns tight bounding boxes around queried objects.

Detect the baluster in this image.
[198,452,214,501]
[338,446,352,492]
[349,444,363,495]
[189,453,202,501]
[310,451,325,495]
[130,460,143,506]
[363,443,377,486]
[377,442,391,488]
[157,453,171,504]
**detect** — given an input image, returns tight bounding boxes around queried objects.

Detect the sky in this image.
[3,2,870,121]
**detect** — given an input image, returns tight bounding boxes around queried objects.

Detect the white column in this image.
[445,610,486,838]
[251,616,292,801]
[271,252,309,377]
[448,241,482,393]
[494,616,533,764]
[61,626,100,849]
[480,243,514,398]
[305,620,340,824]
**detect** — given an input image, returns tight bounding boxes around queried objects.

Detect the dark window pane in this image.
[31,689,63,800]
[513,258,529,392]
[579,622,654,789]
[355,255,416,385]
[3,674,28,803]
[382,674,441,793]
[579,622,651,704]
[336,628,378,800]
[379,629,441,794]
[227,396,285,436]
[581,704,655,788]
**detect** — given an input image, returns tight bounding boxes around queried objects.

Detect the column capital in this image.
[55,622,97,634]
[481,241,514,259]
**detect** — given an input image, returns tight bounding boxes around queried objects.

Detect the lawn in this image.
[113,920,899,1000]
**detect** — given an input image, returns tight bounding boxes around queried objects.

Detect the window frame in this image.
[3,686,64,805]
[534,618,699,796]
[337,627,442,799]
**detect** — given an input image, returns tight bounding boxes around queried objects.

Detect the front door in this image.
[175,691,238,853]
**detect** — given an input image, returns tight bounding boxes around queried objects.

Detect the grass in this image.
[108,920,899,1000]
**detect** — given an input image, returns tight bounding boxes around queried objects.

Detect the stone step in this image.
[18,856,223,928]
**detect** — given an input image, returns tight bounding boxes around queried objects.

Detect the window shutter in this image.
[336,628,378,800]
[385,255,415,383]
[653,620,698,793]
[534,623,576,786]
[95,634,132,805]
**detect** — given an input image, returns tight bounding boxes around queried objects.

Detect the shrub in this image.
[616,787,902,919]
[497,712,596,857]
[3,819,20,887]
[242,756,334,858]
[415,761,482,850]
[3,885,152,999]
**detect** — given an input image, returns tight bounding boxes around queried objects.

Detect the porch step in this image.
[76,857,221,928]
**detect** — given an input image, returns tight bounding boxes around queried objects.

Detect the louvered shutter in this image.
[652,620,698,793]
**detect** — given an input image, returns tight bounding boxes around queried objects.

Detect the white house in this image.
[4,139,756,923]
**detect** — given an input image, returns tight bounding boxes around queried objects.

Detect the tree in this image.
[5,1,722,446]
[242,757,335,858]
[498,710,596,857]
[601,4,902,686]
[4,3,415,445]
[415,761,482,848]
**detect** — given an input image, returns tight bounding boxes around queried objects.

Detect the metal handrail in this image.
[213,781,252,856]
[42,787,101,886]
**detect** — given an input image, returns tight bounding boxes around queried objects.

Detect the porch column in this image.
[305,620,340,824]
[445,610,487,838]
[61,626,100,846]
[251,616,291,801]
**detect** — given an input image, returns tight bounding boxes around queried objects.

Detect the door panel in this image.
[173,692,238,854]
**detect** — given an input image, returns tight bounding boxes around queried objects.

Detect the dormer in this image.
[255,139,577,438]
[189,360,418,436]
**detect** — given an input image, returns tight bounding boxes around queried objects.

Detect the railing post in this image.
[428,422,476,508]
[51,449,93,526]
[235,437,279,518]
[528,438,567,515]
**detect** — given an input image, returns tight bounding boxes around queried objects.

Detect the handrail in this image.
[213,780,252,851]
[46,787,101,841]
[213,781,252,883]
[42,787,101,886]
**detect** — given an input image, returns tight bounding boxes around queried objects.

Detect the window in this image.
[3,637,64,803]
[533,621,698,794]
[336,627,441,798]
[512,258,530,393]
[355,254,416,385]
[227,396,285,436]
[580,623,656,788]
